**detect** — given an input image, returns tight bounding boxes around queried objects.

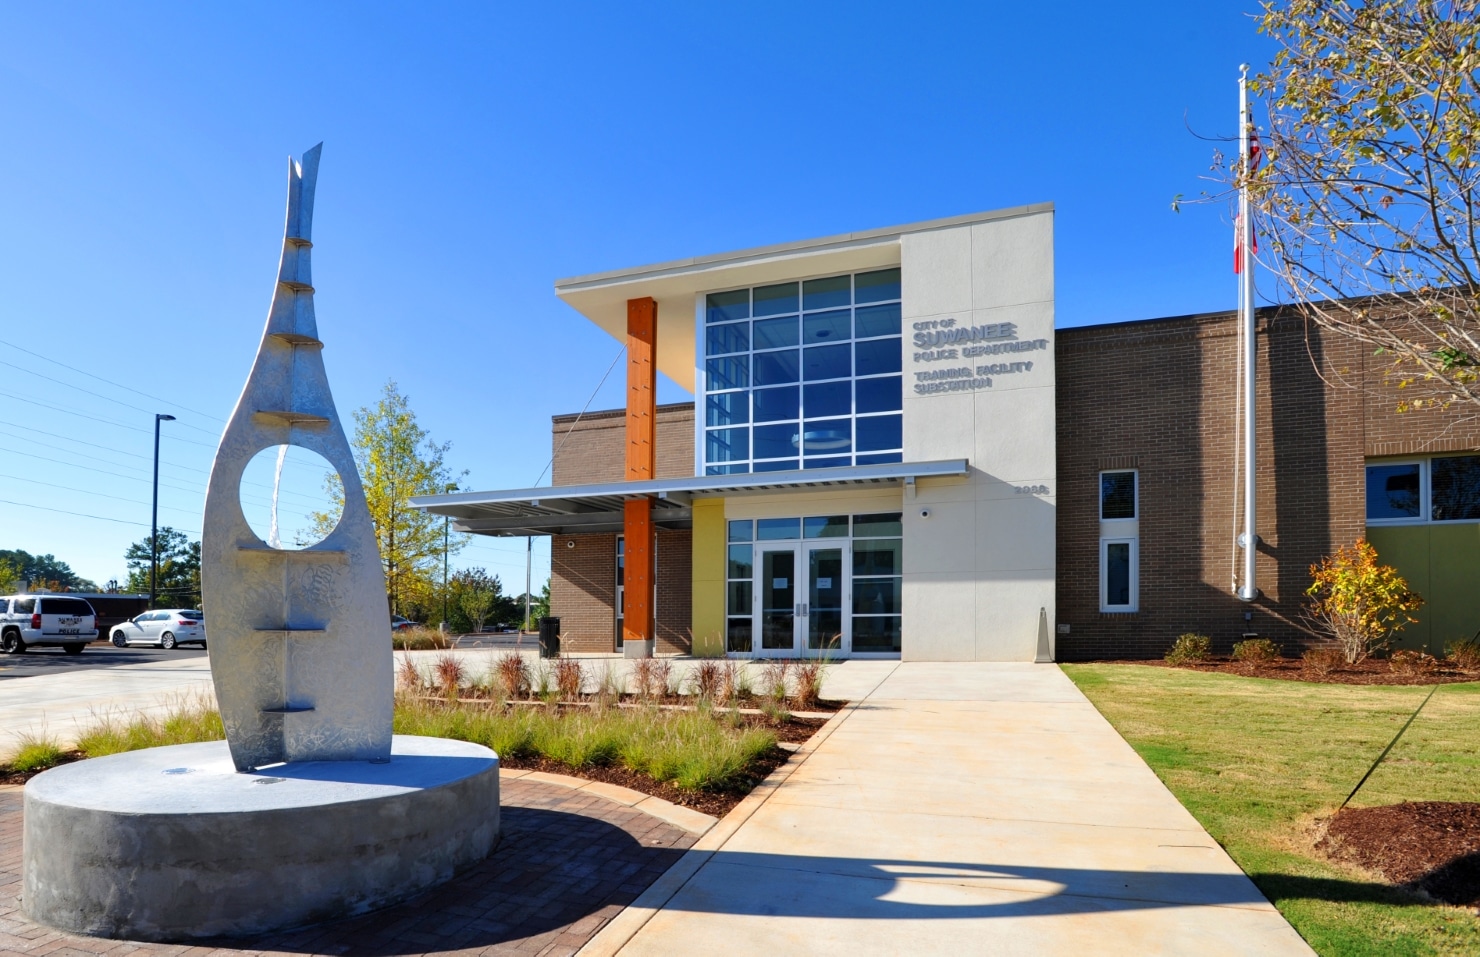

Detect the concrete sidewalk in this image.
[582,663,1313,956]
[0,657,214,761]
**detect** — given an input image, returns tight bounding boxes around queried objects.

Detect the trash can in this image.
[538,617,560,658]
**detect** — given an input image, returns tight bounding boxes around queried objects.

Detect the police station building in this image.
[414,204,1480,661]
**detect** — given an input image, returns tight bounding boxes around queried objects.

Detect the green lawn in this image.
[1061,664,1480,957]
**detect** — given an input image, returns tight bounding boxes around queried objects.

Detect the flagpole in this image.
[1237,63,1259,602]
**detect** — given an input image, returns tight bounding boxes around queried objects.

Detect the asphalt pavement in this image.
[0,642,208,679]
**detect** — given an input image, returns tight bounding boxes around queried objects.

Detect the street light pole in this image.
[442,483,457,631]
[150,414,176,609]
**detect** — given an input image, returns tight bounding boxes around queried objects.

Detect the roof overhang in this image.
[410,459,968,537]
[553,204,1052,392]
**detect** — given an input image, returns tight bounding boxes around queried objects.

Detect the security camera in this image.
[919,508,931,518]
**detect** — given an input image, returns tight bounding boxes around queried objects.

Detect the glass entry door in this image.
[758,546,799,656]
[805,545,845,653]
[753,544,848,656]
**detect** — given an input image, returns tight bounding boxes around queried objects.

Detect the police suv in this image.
[0,594,98,654]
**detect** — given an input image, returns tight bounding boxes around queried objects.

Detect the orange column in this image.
[623,297,657,648]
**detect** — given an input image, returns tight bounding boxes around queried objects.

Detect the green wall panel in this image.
[1369,524,1480,652]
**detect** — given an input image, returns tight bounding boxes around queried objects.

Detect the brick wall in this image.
[1055,307,1480,660]
[550,403,695,486]
[548,403,696,653]
[550,532,617,654]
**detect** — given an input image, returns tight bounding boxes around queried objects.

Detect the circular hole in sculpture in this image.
[240,445,344,549]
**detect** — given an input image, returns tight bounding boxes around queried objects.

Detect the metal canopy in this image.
[409,459,968,537]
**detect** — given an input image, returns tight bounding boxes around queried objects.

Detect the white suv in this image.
[0,595,98,654]
[110,609,206,649]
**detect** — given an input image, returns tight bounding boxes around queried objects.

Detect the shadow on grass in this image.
[1251,871,1435,908]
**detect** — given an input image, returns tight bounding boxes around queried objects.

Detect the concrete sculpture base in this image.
[22,735,499,942]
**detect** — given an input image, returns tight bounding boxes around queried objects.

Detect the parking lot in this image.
[0,642,208,679]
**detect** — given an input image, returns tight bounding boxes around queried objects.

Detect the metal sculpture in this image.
[201,144,392,771]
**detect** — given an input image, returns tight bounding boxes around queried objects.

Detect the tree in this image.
[518,580,551,631]
[0,549,97,592]
[455,568,503,633]
[1306,540,1424,662]
[1244,1,1480,412]
[123,528,202,607]
[312,381,466,614]
[0,557,20,593]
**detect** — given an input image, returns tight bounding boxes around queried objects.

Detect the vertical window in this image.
[1099,470,1138,613]
[1100,471,1137,520]
[702,269,903,474]
[1100,539,1137,612]
[726,520,754,653]
[851,512,903,652]
[614,536,624,645]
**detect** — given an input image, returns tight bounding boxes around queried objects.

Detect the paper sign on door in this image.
[773,578,788,588]
[818,578,832,589]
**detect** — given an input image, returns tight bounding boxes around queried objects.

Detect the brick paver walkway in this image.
[0,778,697,957]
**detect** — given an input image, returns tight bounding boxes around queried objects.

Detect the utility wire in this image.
[0,390,218,449]
[0,336,226,424]
[0,472,204,517]
[0,495,199,533]
[1,445,306,513]
[0,422,328,507]
[0,359,221,437]
[531,344,625,487]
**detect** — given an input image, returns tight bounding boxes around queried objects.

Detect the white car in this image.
[111,609,206,650]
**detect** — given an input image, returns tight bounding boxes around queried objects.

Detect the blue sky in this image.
[0,2,1275,591]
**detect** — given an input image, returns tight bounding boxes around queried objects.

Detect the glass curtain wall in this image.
[704,269,903,475]
[724,513,903,655]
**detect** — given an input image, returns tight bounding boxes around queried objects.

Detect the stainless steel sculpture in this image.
[202,143,392,771]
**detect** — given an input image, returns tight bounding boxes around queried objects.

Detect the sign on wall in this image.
[909,318,1050,395]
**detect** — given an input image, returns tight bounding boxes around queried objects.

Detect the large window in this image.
[1367,455,1480,524]
[1099,470,1138,613]
[703,269,903,475]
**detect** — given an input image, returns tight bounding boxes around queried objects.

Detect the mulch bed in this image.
[501,713,828,818]
[1318,802,1480,908]
[1103,657,1479,686]
[0,714,833,816]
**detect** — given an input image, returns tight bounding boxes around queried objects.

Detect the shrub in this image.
[735,663,755,700]
[9,732,65,773]
[495,651,530,698]
[791,658,829,711]
[631,657,659,700]
[554,657,584,702]
[396,653,425,692]
[1445,637,1480,671]
[531,661,555,702]
[595,662,624,704]
[393,626,451,651]
[655,658,678,698]
[1302,646,1344,676]
[1231,638,1281,663]
[688,659,723,702]
[1165,633,1212,665]
[761,659,791,701]
[433,654,466,698]
[717,659,740,707]
[1389,649,1439,675]
[1306,540,1424,664]
[76,695,224,757]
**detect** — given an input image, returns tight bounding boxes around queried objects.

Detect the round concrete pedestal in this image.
[22,735,499,942]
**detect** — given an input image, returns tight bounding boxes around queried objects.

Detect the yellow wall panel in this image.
[690,497,726,657]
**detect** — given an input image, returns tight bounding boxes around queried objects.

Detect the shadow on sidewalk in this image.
[646,852,1401,919]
